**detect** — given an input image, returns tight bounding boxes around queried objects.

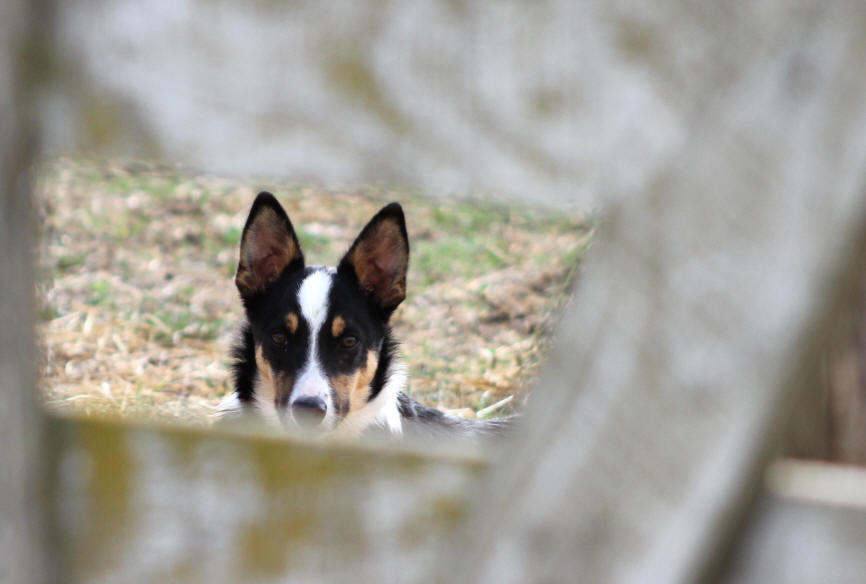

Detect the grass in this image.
[36,157,595,425]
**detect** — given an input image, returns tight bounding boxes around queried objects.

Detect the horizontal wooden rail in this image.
[45,414,486,584]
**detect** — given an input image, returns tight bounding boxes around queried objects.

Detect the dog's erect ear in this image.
[339,202,409,313]
[235,192,304,298]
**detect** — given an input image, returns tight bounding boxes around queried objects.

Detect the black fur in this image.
[396,392,516,440]
[369,334,399,401]
[230,323,257,404]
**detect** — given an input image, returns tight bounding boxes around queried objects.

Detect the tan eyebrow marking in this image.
[331,315,346,337]
[285,312,299,334]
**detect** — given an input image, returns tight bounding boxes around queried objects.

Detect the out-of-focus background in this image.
[6,1,866,583]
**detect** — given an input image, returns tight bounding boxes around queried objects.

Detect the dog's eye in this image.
[272,332,288,345]
[341,335,358,349]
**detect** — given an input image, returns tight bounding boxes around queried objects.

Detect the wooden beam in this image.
[446,3,866,582]
[45,414,484,583]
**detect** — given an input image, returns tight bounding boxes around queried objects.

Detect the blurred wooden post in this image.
[443,4,866,582]
[0,1,44,582]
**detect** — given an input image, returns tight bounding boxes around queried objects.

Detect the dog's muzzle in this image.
[290,396,327,427]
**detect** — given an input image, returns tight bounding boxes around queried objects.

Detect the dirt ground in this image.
[36,158,594,426]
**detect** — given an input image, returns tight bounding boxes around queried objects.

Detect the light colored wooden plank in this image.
[764,458,866,509]
[44,1,677,208]
[444,3,866,583]
[46,414,484,584]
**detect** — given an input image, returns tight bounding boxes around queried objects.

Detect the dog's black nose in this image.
[291,396,327,427]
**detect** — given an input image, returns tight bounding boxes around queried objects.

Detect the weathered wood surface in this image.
[46,415,484,584]
[723,460,866,583]
[0,1,43,582]
[442,3,866,583]
[45,0,687,208]
[724,497,866,583]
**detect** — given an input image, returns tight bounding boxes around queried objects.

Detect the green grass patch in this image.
[296,227,334,257]
[221,226,242,246]
[413,238,507,285]
[87,279,113,306]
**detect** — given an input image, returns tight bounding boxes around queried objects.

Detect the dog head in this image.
[234,192,409,433]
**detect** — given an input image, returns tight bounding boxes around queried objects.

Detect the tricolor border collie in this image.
[218,192,512,441]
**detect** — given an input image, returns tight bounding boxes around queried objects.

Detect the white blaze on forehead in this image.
[298,269,333,332]
[292,269,336,426]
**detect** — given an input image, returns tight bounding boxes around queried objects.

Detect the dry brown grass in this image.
[36,157,594,426]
